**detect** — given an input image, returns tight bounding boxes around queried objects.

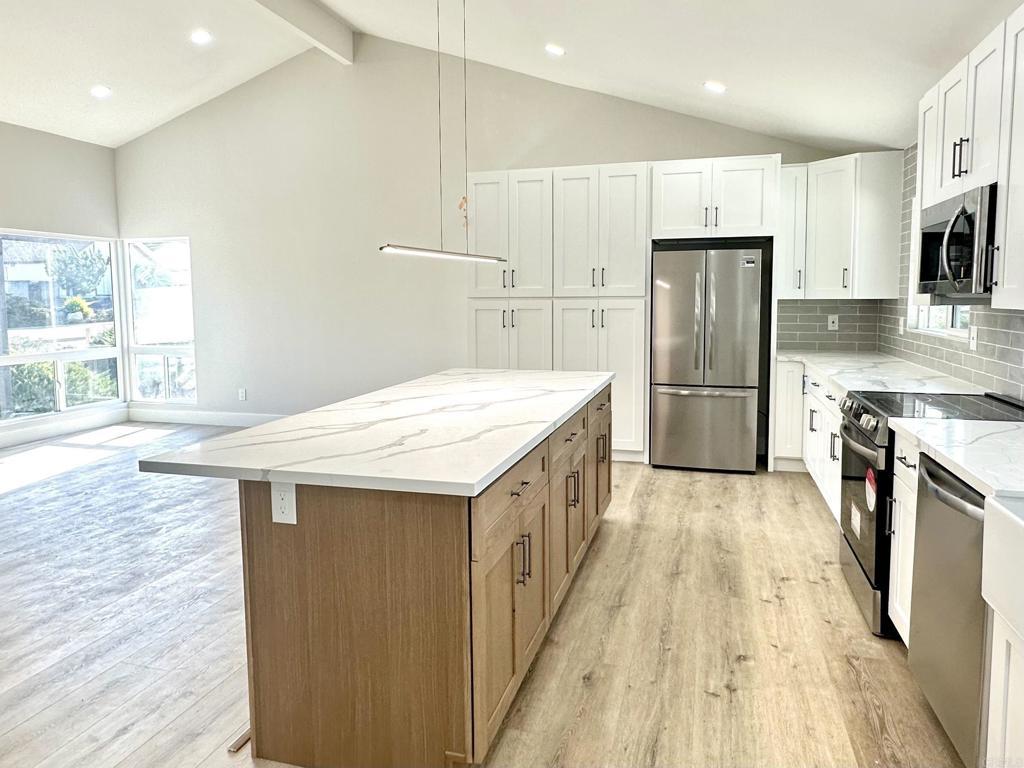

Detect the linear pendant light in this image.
[378,0,503,265]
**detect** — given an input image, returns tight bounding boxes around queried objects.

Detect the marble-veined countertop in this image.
[776,351,983,396]
[139,369,614,496]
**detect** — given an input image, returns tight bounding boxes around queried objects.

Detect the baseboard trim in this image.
[127,404,285,428]
[0,404,128,451]
[612,449,645,464]
[773,457,808,473]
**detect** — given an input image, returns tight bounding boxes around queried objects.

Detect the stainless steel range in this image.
[836,390,1024,638]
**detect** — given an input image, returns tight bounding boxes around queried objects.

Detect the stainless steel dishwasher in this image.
[909,455,989,768]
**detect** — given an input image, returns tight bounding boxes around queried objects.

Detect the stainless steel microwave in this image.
[918,184,996,303]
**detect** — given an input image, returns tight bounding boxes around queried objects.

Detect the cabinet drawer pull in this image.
[510,479,531,498]
[515,538,527,585]
[885,497,896,536]
[564,431,578,443]
[825,393,836,402]
[714,206,719,227]
[704,206,709,227]
[572,470,581,507]
[523,532,532,579]
[597,434,608,462]
[591,267,596,288]
[896,454,917,471]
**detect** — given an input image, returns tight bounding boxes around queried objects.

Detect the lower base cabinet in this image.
[888,473,917,644]
[987,612,1024,765]
[800,371,842,522]
[773,361,804,459]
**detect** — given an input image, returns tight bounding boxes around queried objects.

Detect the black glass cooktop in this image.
[855,392,1024,421]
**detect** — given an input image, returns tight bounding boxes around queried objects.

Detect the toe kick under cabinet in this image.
[236,387,612,768]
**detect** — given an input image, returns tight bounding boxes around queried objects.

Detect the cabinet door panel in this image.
[598,299,645,453]
[773,361,804,460]
[775,165,807,299]
[548,455,572,614]
[987,613,1024,766]
[509,300,552,371]
[599,163,648,296]
[553,167,599,297]
[651,160,713,238]
[964,23,1005,189]
[567,447,587,572]
[805,156,855,299]
[515,490,549,671]
[889,475,916,645]
[711,156,778,237]
[937,59,968,202]
[553,299,599,372]
[467,172,509,298]
[509,169,553,297]
[995,8,1024,310]
[468,299,509,368]
[918,88,940,210]
[595,412,612,519]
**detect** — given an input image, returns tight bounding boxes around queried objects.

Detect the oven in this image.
[918,183,996,302]
[838,415,895,637]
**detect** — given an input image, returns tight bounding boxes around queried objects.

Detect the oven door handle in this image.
[919,461,985,523]
[940,203,967,292]
[839,422,883,468]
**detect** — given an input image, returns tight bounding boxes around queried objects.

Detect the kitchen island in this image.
[140,369,614,768]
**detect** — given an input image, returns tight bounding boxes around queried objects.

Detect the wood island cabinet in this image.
[238,387,612,768]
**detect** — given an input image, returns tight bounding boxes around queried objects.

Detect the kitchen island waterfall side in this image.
[139,369,614,767]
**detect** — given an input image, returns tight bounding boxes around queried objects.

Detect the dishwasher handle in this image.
[919,460,985,523]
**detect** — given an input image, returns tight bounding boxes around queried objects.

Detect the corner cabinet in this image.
[804,152,901,300]
[651,155,779,239]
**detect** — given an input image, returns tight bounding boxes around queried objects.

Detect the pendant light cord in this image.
[463,0,469,254]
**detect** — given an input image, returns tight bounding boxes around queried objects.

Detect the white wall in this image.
[115,34,831,417]
[0,121,118,238]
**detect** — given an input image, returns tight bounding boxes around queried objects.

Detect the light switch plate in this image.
[238,388,247,401]
[271,482,297,525]
[969,326,979,352]
[827,314,839,331]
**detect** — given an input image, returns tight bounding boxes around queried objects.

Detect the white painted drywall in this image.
[0,121,118,238]
[115,34,830,416]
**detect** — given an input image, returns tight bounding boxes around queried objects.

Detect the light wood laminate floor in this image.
[0,424,960,768]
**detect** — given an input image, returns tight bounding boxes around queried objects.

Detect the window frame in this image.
[0,228,125,421]
[121,236,198,405]
[908,304,971,340]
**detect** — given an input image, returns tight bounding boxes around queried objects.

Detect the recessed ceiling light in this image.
[90,84,113,100]
[190,28,214,46]
[703,80,727,94]
[545,43,565,57]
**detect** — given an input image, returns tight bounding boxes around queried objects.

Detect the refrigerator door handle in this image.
[708,275,716,371]
[693,272,702,372]
[655,388,755,398]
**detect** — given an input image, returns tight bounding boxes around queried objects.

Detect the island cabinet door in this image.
[548,451,574,615]
[515,488,550,673]
[567,445,588,573]
[594,411,613,519]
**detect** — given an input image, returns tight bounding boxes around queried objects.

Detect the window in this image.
[1,234,120,420]
[125,239,197,402]
[912,305,971,336]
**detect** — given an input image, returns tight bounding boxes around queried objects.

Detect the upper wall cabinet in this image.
[774,164,808,299]
[467,172,510,298]
[598,163,648,297]
[553,167,600,297]
[922,23,1005,206]
[508,170,554,297]
[651,155,779,240]
[804,152,902,300]
[996,5,1024,310]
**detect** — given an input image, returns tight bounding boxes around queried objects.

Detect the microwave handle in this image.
[941,203,967,292]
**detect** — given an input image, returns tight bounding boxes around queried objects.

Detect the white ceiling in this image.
[0,0,310,147]
[324,0,1024,152]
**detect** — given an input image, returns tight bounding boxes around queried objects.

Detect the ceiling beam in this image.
[249,0,354,65]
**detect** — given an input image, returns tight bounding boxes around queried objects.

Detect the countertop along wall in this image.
[114,34,832,418]
[879,145,1024,401]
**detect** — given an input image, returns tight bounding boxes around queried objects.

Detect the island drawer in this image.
[549,407,587,468]
[588,385,612,424]
[471,440,548,560]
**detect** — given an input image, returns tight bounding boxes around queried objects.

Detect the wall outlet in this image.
[238,388,247,401]
[969,326,979,352]
[270,482,297,525]
[899,317,905,336]
[827,314,839,331]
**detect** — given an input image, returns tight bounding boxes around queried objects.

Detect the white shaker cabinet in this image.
[805,152,901,300]
[597,299,645,453]
[996,6,1024,311]
[917,87,940,211]
[553,299,599,372]
[651,156,779,239]
[774,165,808,299]
[888,473,917,644]
[936,60,970,203]
[987,613,1024,766]
[509,300,553,370]
[650,159,713,238]
[598,163,648,297]
[553,167,599,297]
[773,361,804,459]
[468,299,510,368]
[467,172,509,298]
[508,169,553,297]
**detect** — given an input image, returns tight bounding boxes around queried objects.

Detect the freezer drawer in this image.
[650,386,758,472]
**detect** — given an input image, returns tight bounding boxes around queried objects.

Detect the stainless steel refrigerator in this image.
[650,248,762,472]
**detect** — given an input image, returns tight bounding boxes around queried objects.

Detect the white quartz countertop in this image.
[776,351,983,396]
[139,369,614,496]
[889,418,1024,499]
